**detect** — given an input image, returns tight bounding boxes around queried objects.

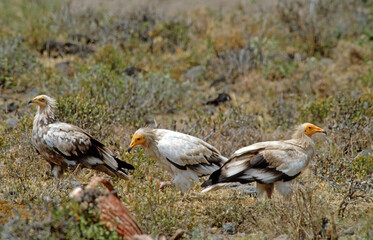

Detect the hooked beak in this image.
[127,147,132,153]
[28,100,34,104]
[315,127,327,135]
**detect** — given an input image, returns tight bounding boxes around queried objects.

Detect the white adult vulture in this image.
[128,128,228,193]
[201,123,326,198]
[29,95,134,180]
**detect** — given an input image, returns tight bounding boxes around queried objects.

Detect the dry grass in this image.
[0,0,372,239]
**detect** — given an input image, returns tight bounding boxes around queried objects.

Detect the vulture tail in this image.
[99,150,135,180]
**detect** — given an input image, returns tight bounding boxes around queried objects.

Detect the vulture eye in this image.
[137,137,141,141]
[308,126,311,129]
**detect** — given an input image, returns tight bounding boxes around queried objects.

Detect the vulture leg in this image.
[256,183,274,199]
[50,164,65,190]
[159,181,172,189]
[72,163,83,176]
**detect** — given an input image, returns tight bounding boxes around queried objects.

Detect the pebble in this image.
[222,222,236,235]
[230,183,256,196]
[184,66,205,81]
[355,149,373,159]
[6,118,18,129]
[273,234,290,240]
[5,102,17,112]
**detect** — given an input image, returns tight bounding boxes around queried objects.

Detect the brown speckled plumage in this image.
[29,95,134,179]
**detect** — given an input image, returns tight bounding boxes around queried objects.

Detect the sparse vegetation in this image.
[1,201,121,240]
[0,0,372,239]
[0,36,38,89]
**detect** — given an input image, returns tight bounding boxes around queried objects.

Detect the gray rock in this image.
[5,118,18,129]
[70,180,83,187]
[44,195,51,202]
[222,222,236,235]
[184,66,205,81]
[5,102,17,112]
[273,234,290,240]
[29,88,39,96]
[231,183,256,196]
[321,58,333,66]
[55,61,72,75]
[355,149,373,159]
[294,53,302,63]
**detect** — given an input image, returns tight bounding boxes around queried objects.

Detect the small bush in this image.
[208,37,266,82]
[1,201,121,240]
[264,59,297,81]
[302,92,373,181]
[351,153,373,179]
[0,37,38,89]
[46,63,191,127]
[277,0,372,56]
[150,21,190,52]
[300,97,333,124]
[57,94,111,132]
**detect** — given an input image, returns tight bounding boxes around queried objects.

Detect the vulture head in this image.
[28,95,57,110]
[302,123,327,137]
[128,128,155,152]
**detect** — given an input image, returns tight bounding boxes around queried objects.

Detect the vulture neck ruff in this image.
[33,100,57,128]
[136,128,159,150]
[288,124,316,155]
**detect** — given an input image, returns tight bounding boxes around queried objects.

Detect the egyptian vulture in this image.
[128,128,228,193]
[29,95,134,180]
[201,123,326,198]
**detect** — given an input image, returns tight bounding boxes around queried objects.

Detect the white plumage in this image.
[202,123,326,198]
[29,95,134,179]
[128,128,228,193]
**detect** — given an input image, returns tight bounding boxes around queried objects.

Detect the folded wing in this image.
[44,122,134,179]
[202,141,307,189]
[156,131,227,176]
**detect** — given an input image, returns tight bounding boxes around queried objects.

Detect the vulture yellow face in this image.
[128,133,146,152]
[304,123,326,137]
[28,95,48,107]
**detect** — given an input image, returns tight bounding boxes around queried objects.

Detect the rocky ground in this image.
[0,0,372,239]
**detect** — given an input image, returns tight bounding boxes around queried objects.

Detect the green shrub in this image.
[303,92,373,181]
[264,60,298,81]
[0,36,38,88]
[1,201,121,240]
[300,97,333,124]
[45,63,190,127]
[359,68,373,88]
[351,153,373,179]
[57,94,111,132]
[152,21,190,52]
[277,0,372,56]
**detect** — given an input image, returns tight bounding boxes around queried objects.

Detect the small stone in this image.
[44,195,51,202]
[55,61,72,75]
[124,66,147,76]
[206,92,231,106]
[70,180,83,187]
[5,102,17,112]
[210,76,227,87]
[5,118,18,129]
[321,58,333,66]
[273,234,290,240]
[231,183,256,196]
[222,222,236,235]
[355,149,373,159]
[29,88,39,96]
[184,66,205,81]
